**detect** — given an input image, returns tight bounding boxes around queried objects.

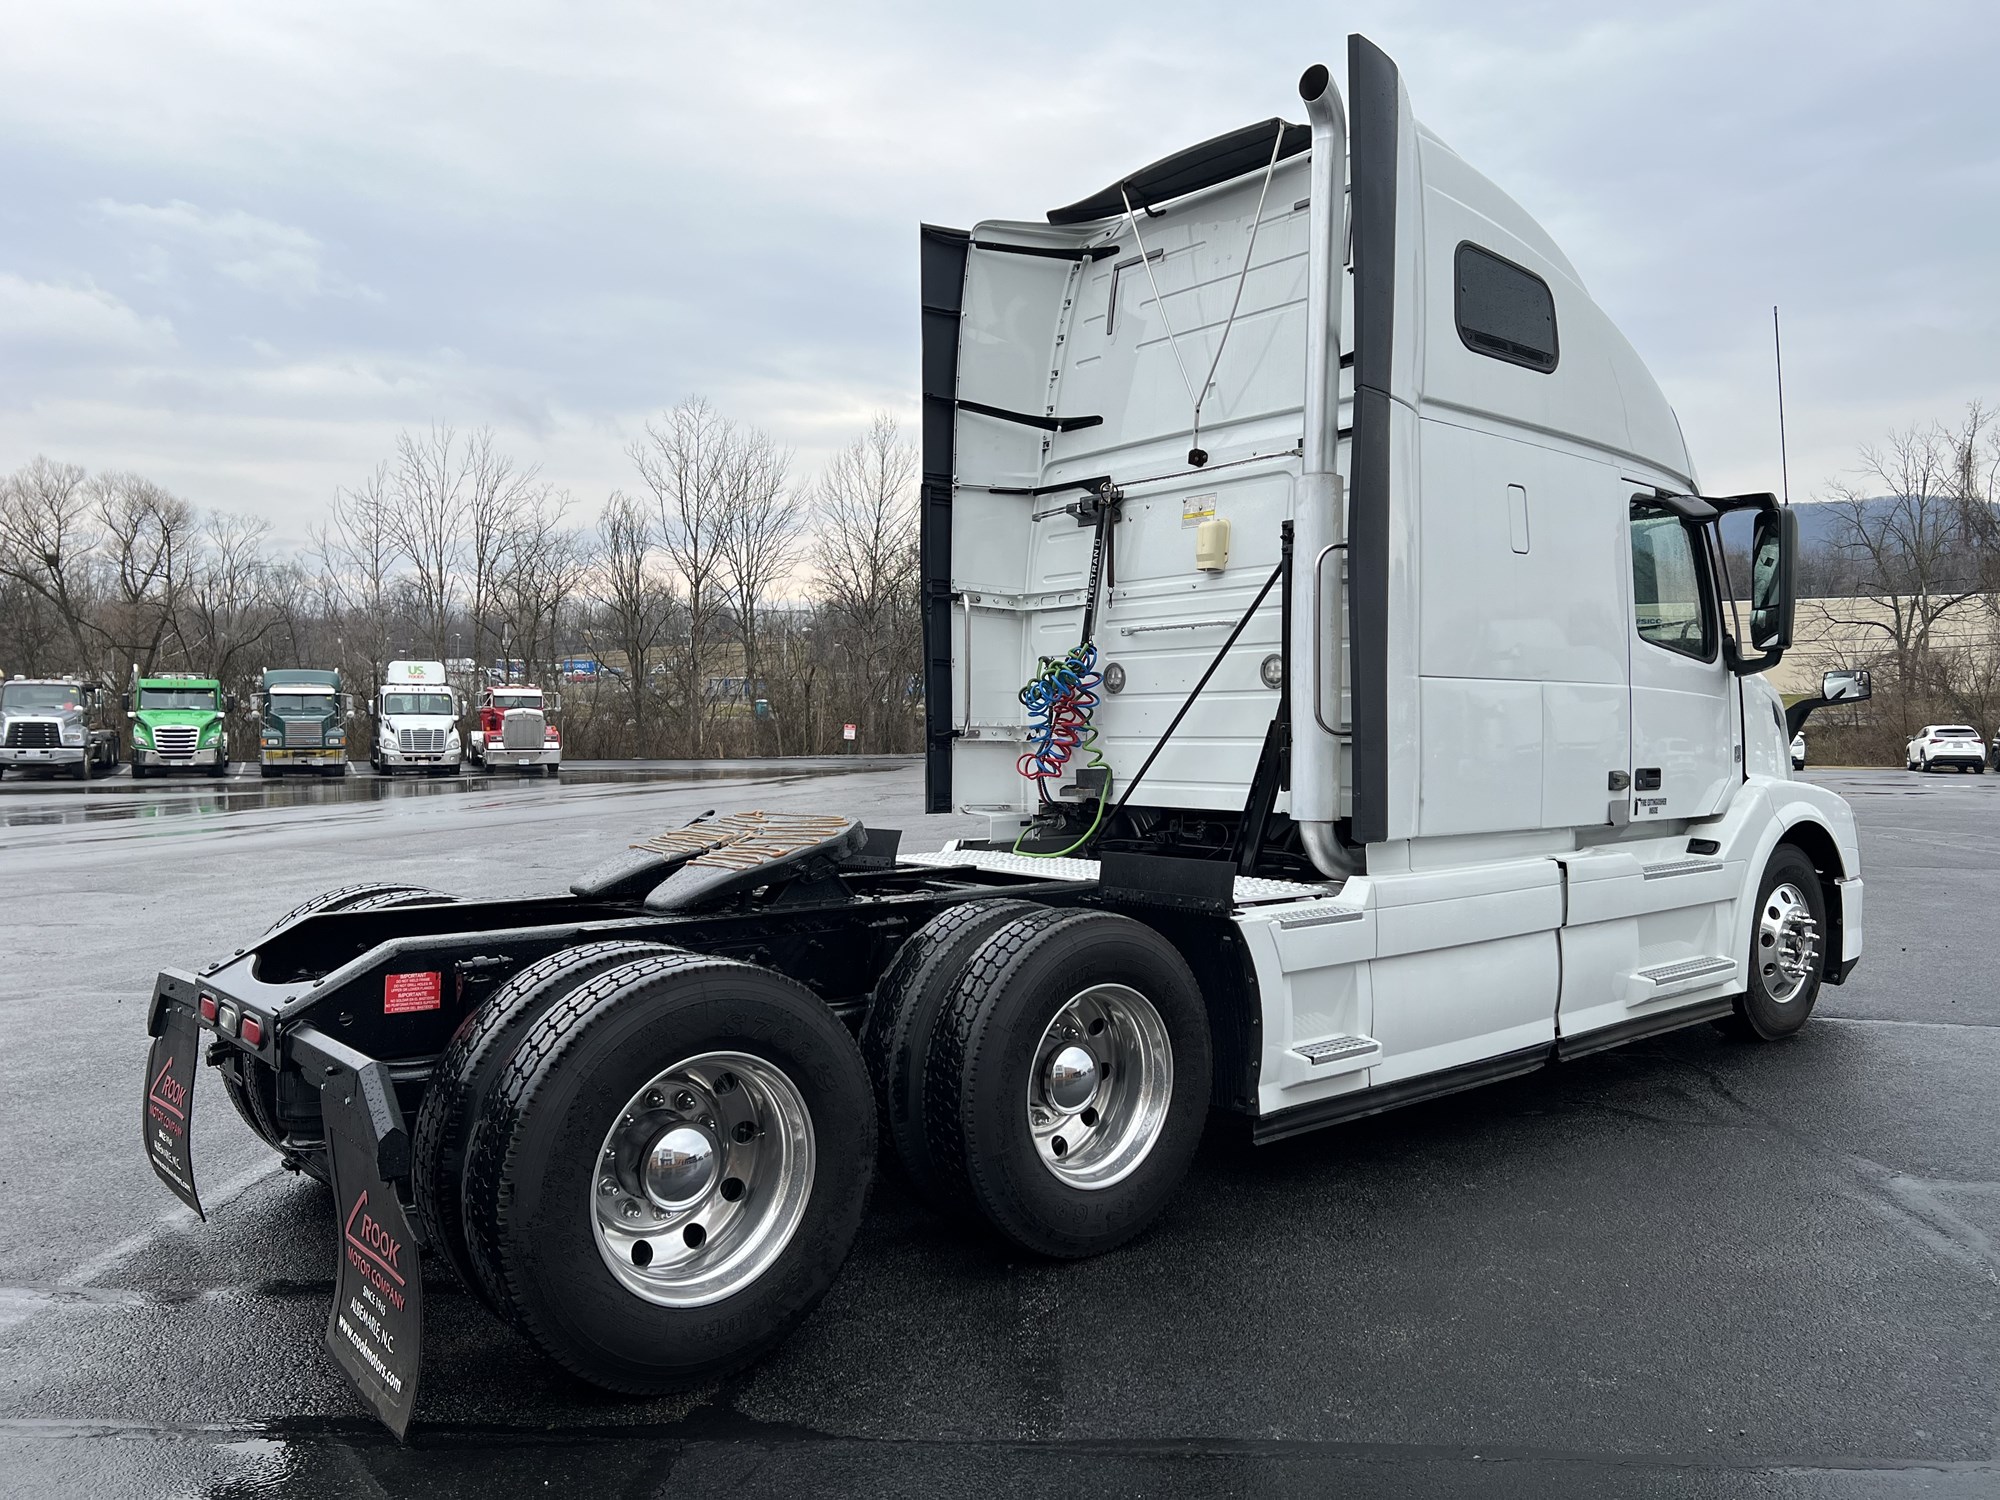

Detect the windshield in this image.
[494,694,542,711]
[272,693,337,716]
[2,683,84,713]
[384,692,453,716]
[139,687,219,711]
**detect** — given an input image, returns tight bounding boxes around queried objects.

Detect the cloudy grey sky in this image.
[2,1,1995,543]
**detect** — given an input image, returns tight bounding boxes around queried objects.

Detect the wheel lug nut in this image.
[674,1090,696,1110]
[620,1201,641,1219]
[599,1178,616,1195]
[644,1090,663,1108]
[733,1120,757,1143]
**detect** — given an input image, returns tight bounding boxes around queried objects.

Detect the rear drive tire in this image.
[413,939,680,1305]
[1724,844,1827,1041]
[460,951,875,1391]
[860,898,1043,1208]
[923,908,1211,1258]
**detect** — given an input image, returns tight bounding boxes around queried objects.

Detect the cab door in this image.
[1626,498,1736,821]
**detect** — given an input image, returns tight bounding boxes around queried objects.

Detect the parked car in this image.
[1906,724,1986,773]
[1790,732,1806,771]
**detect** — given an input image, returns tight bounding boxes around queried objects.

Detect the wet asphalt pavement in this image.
[0,762,1995,1497]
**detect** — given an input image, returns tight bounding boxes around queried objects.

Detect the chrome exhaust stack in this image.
[1292,62,1358,879]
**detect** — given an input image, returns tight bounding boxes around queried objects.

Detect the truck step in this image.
[1626,954,1736,1006]
[1292,1034,1382,1071]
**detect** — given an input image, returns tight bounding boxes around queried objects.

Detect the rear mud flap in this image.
[142,1003,203,1218]
[306,1031,425,1440]
[140,981,427,1438]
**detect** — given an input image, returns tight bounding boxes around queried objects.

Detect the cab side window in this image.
[1630,503,1714,661]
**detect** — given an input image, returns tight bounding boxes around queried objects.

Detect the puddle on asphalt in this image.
[0,760,899,830]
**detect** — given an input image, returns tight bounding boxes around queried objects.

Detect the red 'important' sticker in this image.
[384,972,442,1014]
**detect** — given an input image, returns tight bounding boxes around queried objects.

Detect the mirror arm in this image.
[1785,695,1830,740]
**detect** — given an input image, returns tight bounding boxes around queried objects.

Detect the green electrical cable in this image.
[1012,727,1110,859]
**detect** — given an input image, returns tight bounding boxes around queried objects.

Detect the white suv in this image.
[1907,724,1986,773]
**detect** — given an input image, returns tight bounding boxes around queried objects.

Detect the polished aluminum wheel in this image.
[1025,983,1173,1190]
[1758,881,1820,1004]
[591,1050,814,1308]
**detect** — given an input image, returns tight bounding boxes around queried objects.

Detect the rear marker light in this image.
[239,1015,264,1047]
[216,1003,240,1036]
[197,993,218,1024]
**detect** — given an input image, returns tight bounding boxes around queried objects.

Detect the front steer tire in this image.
[923,908,1211,1259]
[460,951,875,1393]
[1720,844,1827,1041]
[413,939,681,1307]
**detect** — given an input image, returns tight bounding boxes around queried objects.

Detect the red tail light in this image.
[239,1014,264,1047]
[198,993,218,1024]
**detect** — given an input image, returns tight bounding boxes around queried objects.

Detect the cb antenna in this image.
[1772,304,1791,506]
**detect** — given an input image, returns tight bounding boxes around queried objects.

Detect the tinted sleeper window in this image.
[1455,244,1558,372]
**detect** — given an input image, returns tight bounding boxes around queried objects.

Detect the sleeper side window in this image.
[1630,503,1715,661]
[1455,243,1558,372]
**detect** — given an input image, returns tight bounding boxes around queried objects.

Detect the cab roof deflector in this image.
[1045,118,1310,225]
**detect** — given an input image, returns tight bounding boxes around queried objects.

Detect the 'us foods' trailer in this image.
[144,37,1870,1437]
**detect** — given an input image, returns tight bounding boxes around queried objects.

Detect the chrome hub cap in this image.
[643,1125,719,1209]
[591,1051,814,1308]
[1026,983,1172,1191]
[1045,1045,1101,1112]
[1758,882,1820,1004]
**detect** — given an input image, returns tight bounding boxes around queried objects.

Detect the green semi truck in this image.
[253,668,351,777]
[128,670,231,778]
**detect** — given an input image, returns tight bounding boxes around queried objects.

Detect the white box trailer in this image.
[142,36,1869,1436]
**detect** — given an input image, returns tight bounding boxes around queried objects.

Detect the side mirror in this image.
[549,693,563,713]
[1747,507,1796,654]
[248,708,262,724]
[121,693,132,713]
[225,693,238,713]
[1822,668,1871,704]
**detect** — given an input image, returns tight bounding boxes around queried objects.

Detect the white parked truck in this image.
[369,660,463,776]
[144,36,1870,1438]
[0,675,119,779]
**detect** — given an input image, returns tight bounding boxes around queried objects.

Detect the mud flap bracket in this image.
[293,1023,425,1440]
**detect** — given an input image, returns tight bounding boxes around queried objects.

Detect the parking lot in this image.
[0,763,1994,1497]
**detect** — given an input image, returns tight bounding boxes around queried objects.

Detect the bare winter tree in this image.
[0,456,104,671]
[716,429,799,748]
[176,511,287,688]
[588,490,678,755]
[385,425,471,659]
[1812,421,1984,726]
[463,429,544,670]
[812,413,920,751]
[93,472,196,680]
[311,465,403,702]
[496,486,587,681]
[629,398,734,755]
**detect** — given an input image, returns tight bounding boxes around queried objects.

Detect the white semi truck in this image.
[145,37,1868,1437]
[369,659,463,776]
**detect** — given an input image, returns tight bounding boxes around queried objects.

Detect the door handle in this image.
[1634,768,1662,791]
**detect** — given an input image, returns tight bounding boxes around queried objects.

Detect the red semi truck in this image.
[467,683,561,775]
